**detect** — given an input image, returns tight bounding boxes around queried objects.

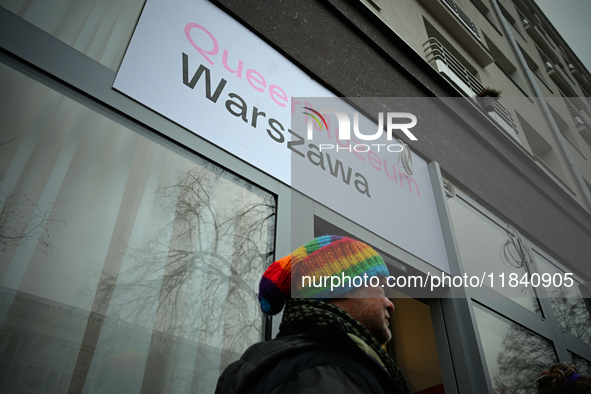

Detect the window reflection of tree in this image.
[86,165,276,392]
[490,291,591,393]
[492,322,556,393]
[547,288,591,345]
[572,353,591,376]
[0,134,61,255]
[0,188,52,253]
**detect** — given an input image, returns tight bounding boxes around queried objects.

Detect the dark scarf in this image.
[280,298,411,394]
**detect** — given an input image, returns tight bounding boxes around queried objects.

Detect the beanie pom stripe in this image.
[258,255,291,315]
[258,277,288,315]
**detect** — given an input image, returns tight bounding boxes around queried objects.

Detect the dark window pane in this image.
[0,62,276,394]
[473,303,557,393]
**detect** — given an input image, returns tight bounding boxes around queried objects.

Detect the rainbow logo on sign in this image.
[303,107,328,130]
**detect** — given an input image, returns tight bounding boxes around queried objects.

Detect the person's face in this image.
[346,278,395,345]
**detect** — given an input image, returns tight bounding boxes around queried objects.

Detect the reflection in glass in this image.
[0,0,145,70]
[448,197,540,313]
[534,251,591,345]
[473,304,557,393]
[0,63,276,393]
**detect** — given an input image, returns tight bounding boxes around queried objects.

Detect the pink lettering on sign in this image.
[185,23,288,108]
[367,151,382,171]
[185,23,218,65]
[222,49,243,77]
[269,84,287,108]
[246,69,266,92]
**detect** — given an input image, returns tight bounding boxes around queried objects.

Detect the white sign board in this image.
[113,0,450,273]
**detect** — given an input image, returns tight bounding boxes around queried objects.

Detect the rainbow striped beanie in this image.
[258,235,389,315]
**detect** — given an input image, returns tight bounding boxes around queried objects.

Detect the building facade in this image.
[0,0,590,393]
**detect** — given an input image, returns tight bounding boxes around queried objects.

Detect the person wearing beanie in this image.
[215,235,410,394]
[536,362,591,393]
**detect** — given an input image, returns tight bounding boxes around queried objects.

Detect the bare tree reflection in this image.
[0,136,64,255]
[0,186,61,255]
[492,323,554,393]
[548,288,591,345]
[91,164,276,391]
[1,189,41,252]
[491,292,591,393]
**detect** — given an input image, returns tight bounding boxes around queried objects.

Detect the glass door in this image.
[313,215,447,393]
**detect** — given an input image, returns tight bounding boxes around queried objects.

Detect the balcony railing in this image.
[569,102,591,147]
[569,63,591,95]
[424,38,518,138]
[441,0,481,40]
[520,14,560,65]
[540,52,578,97]
[417,0,493,66]
[567,102,591,130]
[516,9,528,26]
[424,37,482,95]
[489,103,518,136]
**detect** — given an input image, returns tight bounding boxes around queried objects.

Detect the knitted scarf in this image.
[280,298,411,394]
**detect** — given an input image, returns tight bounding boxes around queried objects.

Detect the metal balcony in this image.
[424,37,518,140]
[539,52,583,104]
[424,37,482,96]
[567,102,591,130]
[568,64,591,96]
[417,0,493,67]
[567,101,591,149]
[518,13,560,65]
[441,0,480,39]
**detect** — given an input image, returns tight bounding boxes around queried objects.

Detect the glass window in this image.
[0,62,276,393]
[570,353,591,376]
[448,196,540,314]
[534,250,591,345]
[473,304,557,393]
[0,0,145,70]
